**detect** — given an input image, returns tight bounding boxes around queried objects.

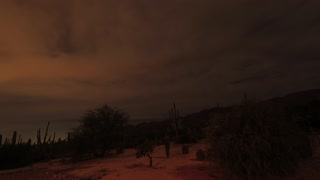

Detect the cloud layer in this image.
[0,0,320,139]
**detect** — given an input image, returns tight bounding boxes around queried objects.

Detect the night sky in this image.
[1,0,320,140]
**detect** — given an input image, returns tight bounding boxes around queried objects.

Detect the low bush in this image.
[206,103,313,178]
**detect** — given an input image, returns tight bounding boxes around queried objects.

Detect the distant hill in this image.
[126,89,320,146]
[182,89,320,129]
[262,89,320,107]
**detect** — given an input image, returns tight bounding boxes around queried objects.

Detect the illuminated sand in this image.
[1,140,320,180]
[33,142,216,180]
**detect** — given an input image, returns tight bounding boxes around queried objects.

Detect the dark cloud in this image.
[0,91,85,107]
[0,91,89,122]
[0,0,320,139]
[231,74,268,85]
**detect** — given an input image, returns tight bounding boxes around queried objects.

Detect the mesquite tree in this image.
[75,104,129,157]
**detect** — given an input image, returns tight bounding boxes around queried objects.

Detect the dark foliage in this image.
[206,102,313,178]
[123,121,171,148]
[72,104,129,158]
[288,100,320,130]
[0,143,33,170]
[0,89,318,171]
[0,131,32,170]
[69,133,94,162]
[33,121,57,162]
[136,140,156,167]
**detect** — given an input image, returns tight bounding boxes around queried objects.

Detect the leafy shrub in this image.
[196,149,206,161]
[206,103,313,178]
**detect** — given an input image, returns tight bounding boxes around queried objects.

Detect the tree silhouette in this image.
[75,104,129,157]
[136,140,155,167]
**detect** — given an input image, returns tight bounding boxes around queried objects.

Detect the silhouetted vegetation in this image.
[71,104,129,159]
[122,120,171,148]
[136,140,156,167]
[169,103,181,138]
[0,89,319,179]
[168,103,198,144]
[288,100,320,131]
[0,122,70,170]
[206,99,314,178]
[34,121,55,161]
[0,131,32,170]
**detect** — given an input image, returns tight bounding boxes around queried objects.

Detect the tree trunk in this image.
[148,155,152,167]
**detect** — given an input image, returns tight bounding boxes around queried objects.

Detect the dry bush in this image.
[206,103,313,178]
[136,140,156,167]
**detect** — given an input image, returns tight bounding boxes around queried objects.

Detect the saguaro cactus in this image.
[43,121,50,144]
[18,134,22,144]
[37,121,51,145]
[12,131,17,145]
[27,139,32,146]
[52,132,56,143]
[37,128,42,145]
[169,103,181,137]
[4,138,9,145]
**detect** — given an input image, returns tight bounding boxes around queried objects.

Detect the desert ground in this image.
[1,141,320,180]
[0,142,219,180]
